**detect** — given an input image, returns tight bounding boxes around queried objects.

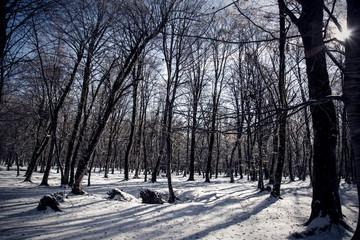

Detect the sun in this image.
[334,25,351,41]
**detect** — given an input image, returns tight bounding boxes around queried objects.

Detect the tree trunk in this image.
[257,138,264,191]
[124,80,138,181]
[133,111,143,179]
[88,150,96,187]
[72,91,117,194]
[271,1,287,198]
[188,101,198,181]
[151,106,168,183]
[142,112,148,182]
[40,119,58,186]
[104,121,115,179]
[69,110,91,186]
[297,65,313,182]
[229,141,238,183]
[344,0,360,237]
[279,0,344,226]
[238,143,243,179]
[205,115,216,182]
[71,28,157,193]
[166,102,176,203]
[63,43,93,185]
[24,133,51,182]
[269,122,279,184]
[300,6,342,227]
[206,87,220,182]
[288,131,294,182]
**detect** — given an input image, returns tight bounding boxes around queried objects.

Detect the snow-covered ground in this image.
[0,166,358,240]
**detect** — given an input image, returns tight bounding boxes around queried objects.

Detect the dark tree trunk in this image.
[215,131,221,179]
[71,26,160,193]
[297,65,313,182]
[301,6,341,227]
[257,140,264,191]
[63,40,94,185]
[344,0,360,238]
[24,133,51,182]
[269,122,279,184]
[88,150,96,187]
[166,101,176,203]
[238,143,243,179]
[205,115,216,183]
[69,110,91,186]
[142,113,148,182]
[124,80,138,181]
[104,115,118,179]
[72,90,117,194]
[279,0,343,226]
[133,110,143,179]
[271,1,287,198]
[188,102,198,181]
[40,119,58,186]
[287,131,295,182]
[151,107,167,183]
[228,141,238,183]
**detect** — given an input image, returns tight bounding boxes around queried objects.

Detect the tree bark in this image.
[205,109,216,182]
[297,71,313,182]
[271,1,287,198]
[40,119,58,186]
[279,0,343,225]
[151,103,168,183]
[188,98,199,181]
[124,79,138,181]
[343,0,360,238]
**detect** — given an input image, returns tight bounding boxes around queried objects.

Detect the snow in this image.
[0,167,358,240]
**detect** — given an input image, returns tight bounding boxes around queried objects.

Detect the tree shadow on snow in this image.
[181,195,279,240]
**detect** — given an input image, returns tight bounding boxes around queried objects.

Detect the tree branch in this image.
[325,48,345,73]
[277,0,298,26]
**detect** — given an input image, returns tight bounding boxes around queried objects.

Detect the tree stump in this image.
[139,189,164,204]
[107,188,135,202]
[37,195,61,212]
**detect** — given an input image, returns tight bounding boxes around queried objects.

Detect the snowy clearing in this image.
[0,167,358,240]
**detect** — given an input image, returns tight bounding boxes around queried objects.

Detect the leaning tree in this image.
[72,0,178,195]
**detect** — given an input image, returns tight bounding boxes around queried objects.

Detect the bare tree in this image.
[204,15,232,183]
[150,1,200,189]
[279,0,345,228]
[72,0,177,195]
[186,37,209,181]
[0,0,52,103]
[24,4,86,182]
[62,0,111,185]
[271,0,288,198]
[123,65,140,181]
